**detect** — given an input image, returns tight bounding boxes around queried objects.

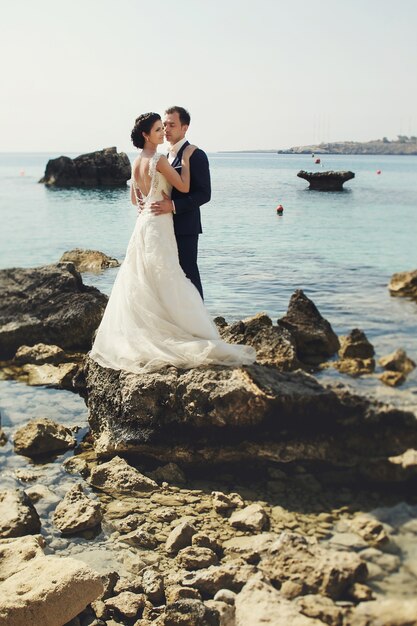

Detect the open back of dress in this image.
[90,152,256,373]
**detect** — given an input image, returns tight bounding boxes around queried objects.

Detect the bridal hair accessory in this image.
[135,112,158,124]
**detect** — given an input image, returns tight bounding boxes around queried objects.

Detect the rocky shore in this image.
[277,138,417,155]
[1,256,417,626]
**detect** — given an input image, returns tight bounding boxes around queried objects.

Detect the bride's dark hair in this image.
[131,112,161,149]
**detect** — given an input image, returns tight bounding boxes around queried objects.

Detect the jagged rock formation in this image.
[39,147,131,187]
[297,170,355,191]
[0,263,107,359]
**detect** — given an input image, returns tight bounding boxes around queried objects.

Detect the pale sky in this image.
[1,0,416,152]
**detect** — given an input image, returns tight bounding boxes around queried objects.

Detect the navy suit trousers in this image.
[176,234,203,300]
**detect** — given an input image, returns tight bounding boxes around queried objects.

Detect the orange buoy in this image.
[276,204,284,215]
[19,170,25,176]
[376,170,381,175]
[315,158,321,164]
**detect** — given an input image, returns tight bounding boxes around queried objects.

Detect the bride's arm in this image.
[156,146,197,193]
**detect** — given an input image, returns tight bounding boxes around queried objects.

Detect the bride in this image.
[89,112,256,373]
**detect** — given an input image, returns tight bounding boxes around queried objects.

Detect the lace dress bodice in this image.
[131,152,172,207]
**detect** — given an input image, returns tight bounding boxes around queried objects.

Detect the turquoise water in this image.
[1,151,417,400]
[1,151,417,597]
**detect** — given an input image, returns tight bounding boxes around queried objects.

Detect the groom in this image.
[151,106,211,300]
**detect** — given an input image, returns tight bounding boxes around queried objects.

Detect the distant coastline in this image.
[220,137,417,156]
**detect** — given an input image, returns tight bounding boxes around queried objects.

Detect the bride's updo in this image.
[131,112,161,149]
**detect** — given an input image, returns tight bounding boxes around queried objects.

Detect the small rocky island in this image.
[39,147,131,187]
[297,170,355,191]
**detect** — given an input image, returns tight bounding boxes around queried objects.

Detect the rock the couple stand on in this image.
[90,110,255,373]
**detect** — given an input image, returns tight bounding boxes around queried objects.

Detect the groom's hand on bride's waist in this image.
[151,191,175,216]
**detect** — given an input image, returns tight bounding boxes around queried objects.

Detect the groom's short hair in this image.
[165,106,190,126]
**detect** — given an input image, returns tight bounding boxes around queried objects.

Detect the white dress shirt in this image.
[168,137,187,164]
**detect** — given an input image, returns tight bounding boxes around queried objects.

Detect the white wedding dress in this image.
[89,152,256,373]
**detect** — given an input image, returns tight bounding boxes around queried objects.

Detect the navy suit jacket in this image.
[171,141,211,236]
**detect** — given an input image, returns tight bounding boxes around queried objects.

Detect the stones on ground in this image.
[192,533,222,554]
[229,504,268,532]
[350,598,417,626]
[88,456,158,495]
[21,361,81,389]
[347,514,389,547]
[235,575,322,626]
[162,599,220,626]
[295,594,344,625]
[141,567,165,605]
[213,589,236,605]
[53,483,102,534]
[13,417,76,457]
[182,560,257,596]
[59,248,120,272]
[14,343,65,365]
[212,491,244,514]
[388,268,417,300]
[150,462,186,485]
[379,348,416,374]
[0,555,104,626]
[389,448,417,468]
[338,329,375,360]
[278,289,340,363]
[104,591,146,619]
[166,586,202,603]
[177,546,219,570]
[334,357,375,376]
[0,489,41,538]
[204,599,235,626]
[216,312,301,370]
[118,529,157,549]
[0,535,45,582]
[334,329,375,376]
[259,532,367,599]
[222,533,279,563]
[379,370,406,387]
[165,521,196,555]
[0,263,108,360]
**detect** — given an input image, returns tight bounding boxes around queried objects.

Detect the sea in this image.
[1,152,417,585]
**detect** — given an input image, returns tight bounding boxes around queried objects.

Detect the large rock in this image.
[162,599,220,626]
[14,343,65,365]
[235,575,324,625]
[88,456,158,495]
[85,359,417,479]
[59,248,120,272]
[278,290,340,363]
[229,504,268,532]
[379,348,416,375]
[389,269,417,300]
[53,483,102,534]
[215,313,301,370]
[0,489,41,538]
[39,147,131,187]
[338,329,375,359]
[13,417,76,457]
[0,535,45,582]
[0,263,107,359]
[0,555,104,626]
[259,532,367,599]
[297,170,355,191]
[182,560,257,597]
[350,598,417,626]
